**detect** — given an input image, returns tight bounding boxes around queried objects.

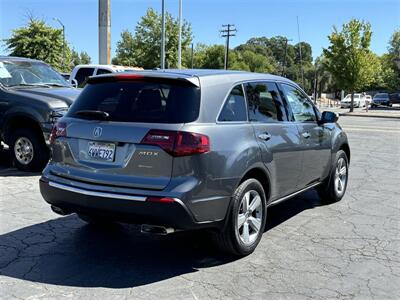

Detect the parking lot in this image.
[0,116,399,299]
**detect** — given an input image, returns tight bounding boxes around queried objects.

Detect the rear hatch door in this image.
[50,75,200,190]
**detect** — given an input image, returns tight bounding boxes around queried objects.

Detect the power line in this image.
[220,24,237,70]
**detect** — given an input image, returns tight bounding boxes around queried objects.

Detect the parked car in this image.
[0,56,81,171]
[340,93,366,108]
[69,64,143,88]
[372,93,391,107]
[40,70,350,256]
[389,92,400,105]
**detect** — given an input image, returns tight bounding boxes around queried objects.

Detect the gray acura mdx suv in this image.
[40,70,350,256]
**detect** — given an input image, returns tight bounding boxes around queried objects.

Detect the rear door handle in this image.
[302,132,311,139]
[258,133,271,141]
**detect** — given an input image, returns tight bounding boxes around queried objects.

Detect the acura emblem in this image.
[93,127,102,138]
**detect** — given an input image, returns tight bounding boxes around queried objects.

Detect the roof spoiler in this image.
[87,73,200,87]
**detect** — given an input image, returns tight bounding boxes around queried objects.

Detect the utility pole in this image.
[220,24,236,70]
[99,0,111,64]
[177,0,182,69]
[53,18,65,71]
[296,16,305,87]
[281,38,292,77]
[190,43,194,68]
[161,0,166,69]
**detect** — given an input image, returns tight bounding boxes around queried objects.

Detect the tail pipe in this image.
[141,224,175,235]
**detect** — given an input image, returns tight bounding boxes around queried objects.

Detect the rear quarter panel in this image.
[173,122,261,222]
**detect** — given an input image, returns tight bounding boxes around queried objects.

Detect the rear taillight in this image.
[49,122,67,144]
[141,129,210,157]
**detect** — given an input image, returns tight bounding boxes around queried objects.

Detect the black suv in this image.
[0,56,80,171]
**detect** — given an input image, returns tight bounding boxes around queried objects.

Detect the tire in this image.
[10,128,49,172]
[317,150,349,204]
[78,213,113,225]
[214,178,267,256]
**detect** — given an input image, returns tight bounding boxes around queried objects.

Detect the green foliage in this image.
[4,17,91,72]
[5,17,65,71]
[388,30,400,56]
[70,49,91,68]
[112,30,136,66]
[323,19,379,95]
[113,8,192,69]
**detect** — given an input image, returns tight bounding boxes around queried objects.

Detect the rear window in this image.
[67,81,200,123]
[374,93,388,99]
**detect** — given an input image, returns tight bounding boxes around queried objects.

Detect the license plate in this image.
[87,142,116,162]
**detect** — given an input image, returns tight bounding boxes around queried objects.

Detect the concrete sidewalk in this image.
[318,106,400,119]
[339,111,400,119]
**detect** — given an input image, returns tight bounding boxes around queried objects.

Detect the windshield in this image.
[0,60,70,88]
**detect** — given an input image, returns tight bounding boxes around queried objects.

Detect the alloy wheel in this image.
[237,190,263,245]
[334,157,347,196]
[14,137,34,165]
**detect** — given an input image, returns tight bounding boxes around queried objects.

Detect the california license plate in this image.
[87,142,115,162]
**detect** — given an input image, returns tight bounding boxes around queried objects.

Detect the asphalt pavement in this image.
[0,116,399,299]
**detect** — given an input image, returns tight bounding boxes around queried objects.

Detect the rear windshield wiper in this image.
[73,110,110,120]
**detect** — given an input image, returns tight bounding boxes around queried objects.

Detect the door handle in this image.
[302,132,311,139]
[258,133,271,141]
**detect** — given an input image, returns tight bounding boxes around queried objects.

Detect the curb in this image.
[339,113,400,120]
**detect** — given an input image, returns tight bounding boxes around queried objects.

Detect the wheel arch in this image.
[339,143,351,164]
[239,166,272,203]
[3,114,44,144]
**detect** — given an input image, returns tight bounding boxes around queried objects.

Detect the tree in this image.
[79,51,91,65]
[112,30,136,66]
[235,50,276,73]
[193,44,226,69]
[5,17,66,71]
[70,49,91,70]
[113,8,192,69]
[378,30,400,91]
[388,30,400,56]
[323,19,379,112]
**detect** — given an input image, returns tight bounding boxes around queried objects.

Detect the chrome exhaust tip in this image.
[141,224,175,235]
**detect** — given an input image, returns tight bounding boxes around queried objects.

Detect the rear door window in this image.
[67,81,200,123]
[245,82,287,122]
[74,68,95,87]
[218,84,247,122]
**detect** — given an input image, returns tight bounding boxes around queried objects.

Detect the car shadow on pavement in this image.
[0,189,327,289]
[265,189,323,232]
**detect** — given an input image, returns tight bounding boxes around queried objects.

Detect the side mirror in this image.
[319,111,338,124]
[70,79,78,88]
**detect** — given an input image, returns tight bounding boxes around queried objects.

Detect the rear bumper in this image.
[39,177,221,230]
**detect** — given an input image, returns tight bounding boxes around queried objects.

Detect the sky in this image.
[0,0,399,63]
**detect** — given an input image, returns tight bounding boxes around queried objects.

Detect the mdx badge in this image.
[93,127,103,138]
[138,151,159,157]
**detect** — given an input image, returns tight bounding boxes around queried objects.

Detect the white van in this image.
[69,64,143,88]
[340,93,368,108]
